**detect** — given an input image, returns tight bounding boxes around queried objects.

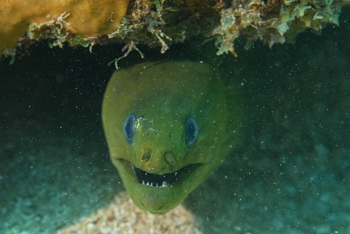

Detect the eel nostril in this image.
[142,151,151,162]
[164,152,176,165]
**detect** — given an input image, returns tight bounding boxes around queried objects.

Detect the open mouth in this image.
[131,163,201,188]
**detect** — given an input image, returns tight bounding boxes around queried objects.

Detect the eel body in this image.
[102,61,242,214]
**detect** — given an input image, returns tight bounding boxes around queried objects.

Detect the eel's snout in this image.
[138,150,179,174]
[141,151,176,165]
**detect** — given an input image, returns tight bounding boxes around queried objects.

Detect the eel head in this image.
[102,61,241,214]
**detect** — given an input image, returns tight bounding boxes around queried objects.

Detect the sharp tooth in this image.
[145,172,148,175]
[142,180,145,185]
[146,182,149,186]
[131,164,136,175]
[156,183,159,187]
[175,171,178,176]
[162,181,168,187]
[150,183,153,187]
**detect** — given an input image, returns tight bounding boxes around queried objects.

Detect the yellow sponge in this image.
[0,0,130,52]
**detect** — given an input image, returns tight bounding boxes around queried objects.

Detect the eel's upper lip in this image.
[125,161,202,188]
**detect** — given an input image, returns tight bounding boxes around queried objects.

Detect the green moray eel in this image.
[102,61,242,215]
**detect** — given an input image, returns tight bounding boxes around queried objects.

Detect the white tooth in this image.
[150,183,153,187]
[156,183,159,187]
[146,182,149,186]
[175,171,177,176]
[162,181,168,187]
[142,180,145,185]
[131,164,136,175]
[145,172,148,175]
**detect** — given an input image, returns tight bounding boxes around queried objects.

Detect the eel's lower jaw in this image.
[118,160,202,188]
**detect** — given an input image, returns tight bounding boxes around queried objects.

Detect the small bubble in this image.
[55,75,64,84]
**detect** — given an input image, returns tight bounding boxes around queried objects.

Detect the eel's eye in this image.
[185,117,198,147]
[123,113,136,143]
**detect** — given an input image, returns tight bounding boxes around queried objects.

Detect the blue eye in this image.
[185,117,198,147]
[123,113,136,143]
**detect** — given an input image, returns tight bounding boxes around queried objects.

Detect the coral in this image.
[212,0,345,56]
[0,0,349,58]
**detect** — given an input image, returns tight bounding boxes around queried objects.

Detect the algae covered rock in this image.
[1,0,348,58]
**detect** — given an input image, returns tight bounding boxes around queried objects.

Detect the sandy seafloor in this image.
[1,9,350,234]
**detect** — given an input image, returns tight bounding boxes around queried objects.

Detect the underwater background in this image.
[1,8,350,234]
